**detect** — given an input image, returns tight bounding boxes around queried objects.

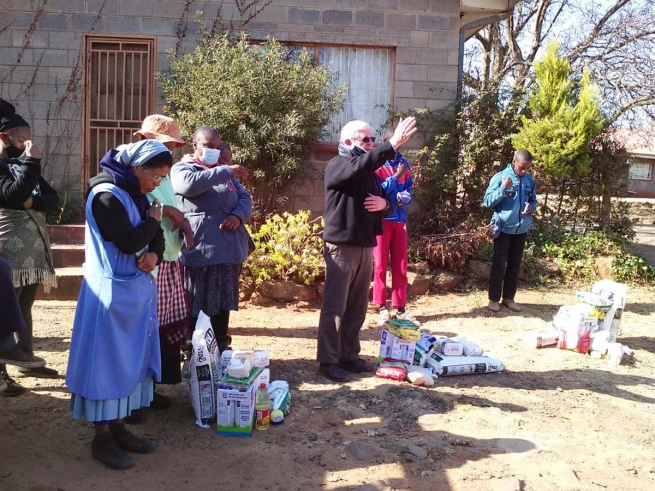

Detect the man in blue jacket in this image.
[483,150,537,313]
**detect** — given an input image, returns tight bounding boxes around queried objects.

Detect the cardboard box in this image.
[553,305,597,333]
[216,367,265,437]
[378,329,416,365]
[216,383,256,437]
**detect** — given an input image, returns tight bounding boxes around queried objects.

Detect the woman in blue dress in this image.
[66,140,172,470]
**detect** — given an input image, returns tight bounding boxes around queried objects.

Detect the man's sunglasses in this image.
[354,136,376,143]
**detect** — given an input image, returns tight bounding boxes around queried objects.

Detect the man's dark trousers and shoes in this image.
[317,243,374,383]
[488,232,527,304]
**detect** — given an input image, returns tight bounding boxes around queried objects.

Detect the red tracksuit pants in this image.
[372,221,408,308]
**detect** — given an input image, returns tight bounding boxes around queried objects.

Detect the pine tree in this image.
[513,42,604,181]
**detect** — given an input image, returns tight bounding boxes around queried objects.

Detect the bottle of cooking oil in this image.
[255,383,270,431]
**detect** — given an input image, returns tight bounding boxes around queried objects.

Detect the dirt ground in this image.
[1,286,654,491]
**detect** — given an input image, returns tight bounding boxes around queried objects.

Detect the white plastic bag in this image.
[406,366,435,386]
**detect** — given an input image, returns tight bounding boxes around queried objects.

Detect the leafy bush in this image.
[160,31,345,218]
[540,231,655,285]
[243,210,324,287]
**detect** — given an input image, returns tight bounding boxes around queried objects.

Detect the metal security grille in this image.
[83,36,155,185]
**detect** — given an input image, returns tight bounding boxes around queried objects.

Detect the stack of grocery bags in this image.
[188,312,291,435]
[376,319,504,386]
[524,280,630,366]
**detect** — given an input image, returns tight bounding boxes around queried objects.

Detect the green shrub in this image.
[243,210,324,286]
[160,31,345,218]
[540,231,655,285]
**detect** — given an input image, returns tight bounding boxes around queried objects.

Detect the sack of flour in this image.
[189,312,220,428]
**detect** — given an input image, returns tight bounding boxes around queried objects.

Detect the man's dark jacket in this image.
[322,142,396,247]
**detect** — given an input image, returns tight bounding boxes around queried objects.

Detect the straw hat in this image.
[134,114,186,147]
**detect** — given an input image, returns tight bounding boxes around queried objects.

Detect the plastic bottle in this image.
[255,383,270,431]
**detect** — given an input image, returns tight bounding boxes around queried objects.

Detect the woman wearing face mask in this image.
[0,98,59,395]
[170,126,250,353]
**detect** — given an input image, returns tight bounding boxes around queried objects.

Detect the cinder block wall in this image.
[0,0,460,215]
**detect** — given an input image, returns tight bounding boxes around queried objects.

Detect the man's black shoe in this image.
[319,363,355,383]
[338,358,376,373]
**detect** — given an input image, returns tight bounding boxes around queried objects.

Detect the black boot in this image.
[91,432,135,470]
[110,423,157,454]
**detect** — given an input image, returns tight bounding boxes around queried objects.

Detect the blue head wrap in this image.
[115,140,169,168]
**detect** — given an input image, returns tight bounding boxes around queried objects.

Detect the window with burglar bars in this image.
[274,43,394,142]
[83,36,155,185]
[629,160,653,180]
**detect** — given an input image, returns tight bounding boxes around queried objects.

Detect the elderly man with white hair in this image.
[317,117,417,382]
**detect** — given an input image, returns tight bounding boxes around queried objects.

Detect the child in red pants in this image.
[373,136,419,326]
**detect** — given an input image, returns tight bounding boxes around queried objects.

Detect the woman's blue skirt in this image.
[70,376,154,422]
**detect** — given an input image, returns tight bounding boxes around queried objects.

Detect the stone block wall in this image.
[0,0,461,216]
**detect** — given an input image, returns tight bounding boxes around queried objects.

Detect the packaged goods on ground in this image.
[524,323,560,348]
[454,337,484,356]
[413,343,430,368]
[271,409,284,425]
[384,318,422,341]
[553,305,598,332]
[606,342,624,367]
[557,324,591,353]
[435,339,464,356]
[254,350,270,368]
[415,335,437,357]
[227,350,255,378]
[406,366,434,386]
[219,365,264,389]
[378,329,416,365]
[376,362,408,381]
[190,334,218,428]
[220,350,233,375]
[190,313,221,428]
[426,353,504,377]
[589,330,610,355]
[216,367,268,436]
[592,280,628,343]
[268,380,291,415]
[575,291,613,308]
[379,330,502,382]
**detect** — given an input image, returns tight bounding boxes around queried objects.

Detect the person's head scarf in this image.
[98,140,169,217]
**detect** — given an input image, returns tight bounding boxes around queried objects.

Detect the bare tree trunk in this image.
[600,170,612,229]
[571,182,582,232]
[556,179,566,216]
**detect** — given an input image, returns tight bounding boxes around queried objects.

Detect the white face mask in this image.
[199,147,220,166]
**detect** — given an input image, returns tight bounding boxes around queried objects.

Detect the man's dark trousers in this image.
[489,232,528,302]
[317,242,373,365]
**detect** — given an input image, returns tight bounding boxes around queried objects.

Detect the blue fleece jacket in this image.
[483,163,537,235]
[375,152,413,223]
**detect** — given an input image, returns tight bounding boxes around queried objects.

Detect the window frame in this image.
[629,160,653,181]
[251,40,396,151]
